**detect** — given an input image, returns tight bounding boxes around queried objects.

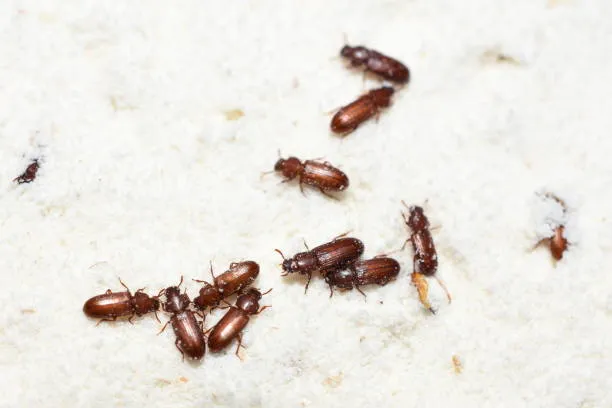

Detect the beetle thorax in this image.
[236,290,262,314]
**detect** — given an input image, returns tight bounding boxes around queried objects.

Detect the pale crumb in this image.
[481,50,521,66]
[154,379,172,387]
[178,377,189,383]
[452,355,463,374]
[110,96,137,112]
[21,309,36,314]
[322,372,344,389]
[412,272,434,313]
[223,109,245,121]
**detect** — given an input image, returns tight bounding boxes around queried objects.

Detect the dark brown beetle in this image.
[83,279,160,324]
[400,202,451,312]
[340,45,410,84]
[330,87,394,135]
[193,261,260,310]
[13,160,39,184]
[207,288,270,357]
[274,156,349,197]
[324,256,400,297]
[159,277,206,361]
[276,235,365,292]
[533,193,569,261]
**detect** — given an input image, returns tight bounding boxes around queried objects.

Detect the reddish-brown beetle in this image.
[13,160,39,184]
[324,256,400,297]
[276,235,365,292]
[533,193,569,261]
[274,156,349,197]
[207,288,271,357]
[330,87,394,135]
[159,277,206,361]
[83,279,160,324]
[400,202,451,312]
[340,45,410,84]
[193,261,260,310]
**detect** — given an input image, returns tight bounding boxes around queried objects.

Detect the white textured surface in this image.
[1,1,612,407]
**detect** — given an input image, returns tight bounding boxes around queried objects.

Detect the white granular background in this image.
[1,1,611,407]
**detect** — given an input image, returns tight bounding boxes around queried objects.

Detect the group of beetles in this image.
[83,261,267,360]
[12,43,569,361]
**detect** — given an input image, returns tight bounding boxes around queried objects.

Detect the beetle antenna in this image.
[274,249,287,261]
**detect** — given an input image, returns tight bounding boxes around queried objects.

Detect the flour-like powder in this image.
[1,1,612,407]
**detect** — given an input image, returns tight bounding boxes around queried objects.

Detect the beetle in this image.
[273,156,349,197]
[193,261,260,310]
[159,277,206,361]
[400,202,451,312]
[324,256,400,297]
[276,235,365,292]
[207,288,270,357]
[330,87,394,135]
[340,45,410,84]
[83,279,160,324]
[533,193,569,261]
[14,160,39,184]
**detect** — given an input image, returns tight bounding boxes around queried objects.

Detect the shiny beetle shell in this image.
[171,311,206,360]
[274,157,349,194]
[83,289,159,321]
[340,45,410,84]
[331,87,394,134]
[301,161,349,191]
[207,308,250,353]
[313,237,364,273]
[324,257,400,292]
[405,206,438,276]
[207,289,266,354]
[83,291,133,318]
[352,257,400,286]
[216,261,260,295]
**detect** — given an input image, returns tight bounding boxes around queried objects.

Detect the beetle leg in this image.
[303,272,313,294]
[157,320,170,335]
[298,179,307,196]
[255,305,270,315]
[235,334,245,360]
[153,310,161,324]
[209,261,216,280]
[356,285,367,299]
[328,283,334,298]
[531,237,551,252]
[302,239,310,251]
[318,188,339,200]
[434,276,452,304]
[127,313,136,325]
[118,278,131,293]
[96,316,117,326]
[332,231,351,240]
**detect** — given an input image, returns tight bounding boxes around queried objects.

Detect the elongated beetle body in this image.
[324,256,400,296]
[274,157,349,197]
[194,261,260,310]
[207,288,270,356]
[83,279,160,324]
[331,87,394,135]
[401,203,451,312]
[276,236,364,292]
[160,278,206,361]
[14,160,39,184]
[533,193,569,261]
[341,45,410,84]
